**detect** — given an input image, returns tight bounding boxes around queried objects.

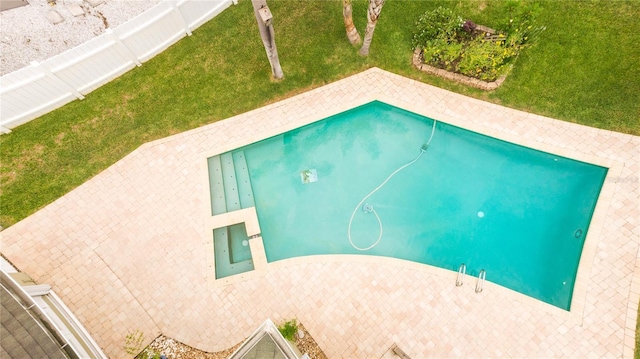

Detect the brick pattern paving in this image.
[1,68,638,358]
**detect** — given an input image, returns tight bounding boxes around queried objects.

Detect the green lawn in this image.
[1,0,638,228]
[1,0,640,355]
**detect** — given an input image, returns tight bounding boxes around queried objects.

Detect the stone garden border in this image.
[412,47,508,91]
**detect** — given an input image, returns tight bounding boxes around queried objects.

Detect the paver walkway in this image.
[1,68,639,358]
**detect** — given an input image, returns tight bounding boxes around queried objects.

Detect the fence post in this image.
[30,61,85,100]
[172,0,192,36]
[105,28,142,67]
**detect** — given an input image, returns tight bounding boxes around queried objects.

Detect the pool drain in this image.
[363,203,374,213]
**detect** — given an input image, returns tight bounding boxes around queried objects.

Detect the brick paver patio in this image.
[1,68,639,358]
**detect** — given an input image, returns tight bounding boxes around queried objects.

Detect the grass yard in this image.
[1,0,638,228]
[1,0,640,356]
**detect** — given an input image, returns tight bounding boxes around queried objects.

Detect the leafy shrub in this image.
[412,7,463,50]
[457,38,518,81]
[124,330,145,356]
[421,38,464,72]
[278,319,297,341]
[412,4,544,82]
[136,349,162,359]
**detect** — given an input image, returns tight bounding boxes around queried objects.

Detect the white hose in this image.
[347,120,437,251]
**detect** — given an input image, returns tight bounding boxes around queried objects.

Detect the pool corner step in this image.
[207,155,227,215]
[220,152,242,212]
[232,151,255,209]
[207,151,256,216]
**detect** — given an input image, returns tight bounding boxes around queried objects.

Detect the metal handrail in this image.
[475,269,486,293]
[455,263,466,287]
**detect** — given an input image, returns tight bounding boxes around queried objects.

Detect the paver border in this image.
[2,67,637,358]
[194,88,624,324]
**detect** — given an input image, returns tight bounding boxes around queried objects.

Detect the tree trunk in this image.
[343,0,361,46]
[252,0,284,79]
[359,0,385,56]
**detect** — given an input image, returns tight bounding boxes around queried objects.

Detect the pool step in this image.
[228,222,252,263]
[208,156,226,215]
[213,224,254,279]
[220,152,241,212]
[232,151,255,209]
[208,150,255,215]
[208,151,257,279]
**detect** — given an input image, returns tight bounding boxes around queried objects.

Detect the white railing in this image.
[0,0,235,133]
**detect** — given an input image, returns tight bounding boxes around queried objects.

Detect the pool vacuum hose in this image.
[347,119,437,251]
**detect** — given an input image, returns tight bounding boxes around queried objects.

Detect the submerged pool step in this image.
[208,156,227,215]
[208,150,256,215]
[209,151,257,279]
[213,225,254,279]
[228,222,252,263]
[220,152,242,212]
[232,151,255,209]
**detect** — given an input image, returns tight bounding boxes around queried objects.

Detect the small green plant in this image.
[457,38,518,81]
[412,6,463,50]
[412,4,544,82]
[421,38,464,70]
[277,319,298,341]
[135,348,162,359]
[124,330,145,356]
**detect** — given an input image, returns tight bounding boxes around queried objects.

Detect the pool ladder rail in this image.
[475,269,486,293]
[455,264,486,293]
[455,263,466,286]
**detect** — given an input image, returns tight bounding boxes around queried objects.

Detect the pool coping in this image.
[198,92,624,325]
[1,67,638,357]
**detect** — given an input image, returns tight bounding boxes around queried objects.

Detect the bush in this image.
[412,4,543,82]
[457,38,518,81]
[412,7,463,50]
[278,319,297,341]
[421,38,464,72]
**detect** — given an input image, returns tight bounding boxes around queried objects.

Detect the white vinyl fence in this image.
[0,0,235,133]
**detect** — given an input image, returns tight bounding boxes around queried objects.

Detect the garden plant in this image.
[412,3,545,82]
[0,0,638,353]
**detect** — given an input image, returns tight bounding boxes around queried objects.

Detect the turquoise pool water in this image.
[213,223,253,279]
[210,101,607,310]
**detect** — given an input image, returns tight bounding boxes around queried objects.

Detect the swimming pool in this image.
[208,101,607,310]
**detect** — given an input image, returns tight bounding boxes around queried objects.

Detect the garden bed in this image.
[412,46,507,91]
[411,6,541,91]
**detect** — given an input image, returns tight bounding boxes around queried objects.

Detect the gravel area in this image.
[0,0,158,75]
[139,322,328,359]
[294,322,328,359]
